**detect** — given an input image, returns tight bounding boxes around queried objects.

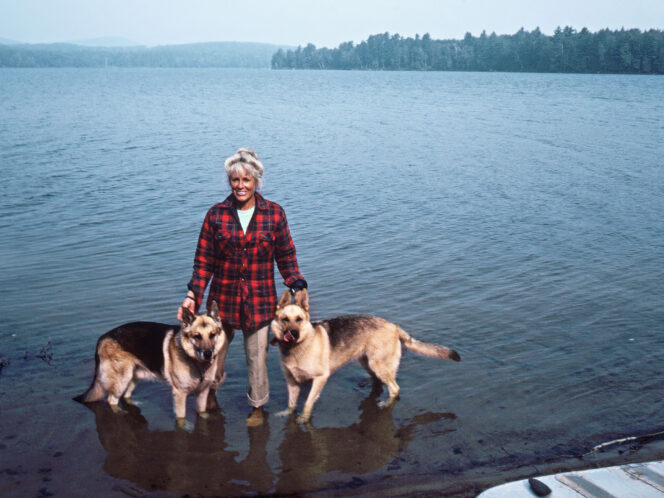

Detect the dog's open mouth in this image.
[283,330,296,343]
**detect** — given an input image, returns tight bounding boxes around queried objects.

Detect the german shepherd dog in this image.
[271,289,461,423]
[75,302,229,422]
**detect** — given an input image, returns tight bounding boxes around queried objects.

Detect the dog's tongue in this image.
[284,330,295,343]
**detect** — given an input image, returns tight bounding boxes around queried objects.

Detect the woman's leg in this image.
[243,324,270,425]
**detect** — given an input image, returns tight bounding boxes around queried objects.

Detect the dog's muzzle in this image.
[197,349,214,361]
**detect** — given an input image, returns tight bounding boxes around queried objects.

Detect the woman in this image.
[178,148,307,426]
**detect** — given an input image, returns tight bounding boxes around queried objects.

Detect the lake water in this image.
[1,68,663,496]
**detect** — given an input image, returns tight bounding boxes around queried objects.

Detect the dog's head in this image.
[180,301,225,362]
[271,289,312,345]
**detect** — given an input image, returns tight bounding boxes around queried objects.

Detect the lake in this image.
[0,67,663,496]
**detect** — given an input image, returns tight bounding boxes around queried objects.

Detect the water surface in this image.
[1,68,663,496]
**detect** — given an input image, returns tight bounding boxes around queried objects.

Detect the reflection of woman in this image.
[178,148,307,426]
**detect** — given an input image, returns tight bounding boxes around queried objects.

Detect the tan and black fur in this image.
[75,302,229,422]
[271,289,460,423]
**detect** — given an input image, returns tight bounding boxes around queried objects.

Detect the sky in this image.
[1,0,663,48]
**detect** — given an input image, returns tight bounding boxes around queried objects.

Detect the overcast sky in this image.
[2,0,663,48]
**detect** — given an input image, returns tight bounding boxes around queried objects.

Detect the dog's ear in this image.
[208,301,221,324]
[276,289,292,312]
[181,306,195,327]
[294,288,309,311]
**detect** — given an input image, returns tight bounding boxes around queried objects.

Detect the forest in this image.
[271,27,664,74]
[0,41,284,68]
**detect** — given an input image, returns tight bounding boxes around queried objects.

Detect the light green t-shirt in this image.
[237,206,255,234]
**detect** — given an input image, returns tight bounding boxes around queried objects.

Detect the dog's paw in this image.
[377,399,396,409]
[296,415,311,424]
[197,411,210,420]
[276,408,295,418]
[110,403,126,414]
[377,396,399,409]
[176,418,194,432]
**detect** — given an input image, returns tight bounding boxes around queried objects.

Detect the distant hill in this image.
[0,37,22,45]
[66,37,143,48]
[0,41,291,68]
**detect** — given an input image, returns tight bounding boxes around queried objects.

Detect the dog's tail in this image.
[398,327,461,361]
[73,350,105,403]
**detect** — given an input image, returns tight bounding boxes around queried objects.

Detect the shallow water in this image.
[1,68,663,496]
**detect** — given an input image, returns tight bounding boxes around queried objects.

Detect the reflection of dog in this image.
[271,289,461,423]
[275,392,457,494]
[75,302,229,421]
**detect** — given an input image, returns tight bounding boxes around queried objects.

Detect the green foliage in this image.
[271,28,664,74]
[0,42,290,68]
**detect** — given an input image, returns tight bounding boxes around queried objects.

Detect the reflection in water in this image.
[275,393,457,494]
[82,401,273,496]
[82,395,456,495]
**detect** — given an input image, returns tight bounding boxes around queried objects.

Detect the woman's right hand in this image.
[177,295,196,321]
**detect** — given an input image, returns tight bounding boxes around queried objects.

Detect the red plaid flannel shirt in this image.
[187,193,306,333]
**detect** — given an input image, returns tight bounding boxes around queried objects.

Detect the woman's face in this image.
[229,167,257,208]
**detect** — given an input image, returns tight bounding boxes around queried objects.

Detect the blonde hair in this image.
[224,148,264,189]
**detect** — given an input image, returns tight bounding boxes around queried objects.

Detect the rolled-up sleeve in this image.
[274,207,306,289]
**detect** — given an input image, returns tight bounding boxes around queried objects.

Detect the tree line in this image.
[271,27,664,74]
[0,42,285,68]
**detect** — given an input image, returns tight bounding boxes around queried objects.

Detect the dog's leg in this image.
[206,390,218,411]
[372,364,400,404]
[277,370,301,417]
[107,387,126,413]
[372,374,400,408]
[172,389,187,420]
[207,327,232,410]
[107,393,121,409]
[383,377,400,405]
[107,366,133,411]
[207,369,227,410]
[365,354,401,406]
[122,378,138,401]
[359,356,383,395]
[196,387,210,418]
[298,375,328,424]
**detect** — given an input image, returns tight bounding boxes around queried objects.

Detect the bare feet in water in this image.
[246,407,266,426]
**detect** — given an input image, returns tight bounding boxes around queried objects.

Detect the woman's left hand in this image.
[177,295,195,321]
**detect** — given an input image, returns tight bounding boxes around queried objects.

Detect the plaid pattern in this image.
[188,193,306,333]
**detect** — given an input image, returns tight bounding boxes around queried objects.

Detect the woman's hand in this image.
[177,294,196,321]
